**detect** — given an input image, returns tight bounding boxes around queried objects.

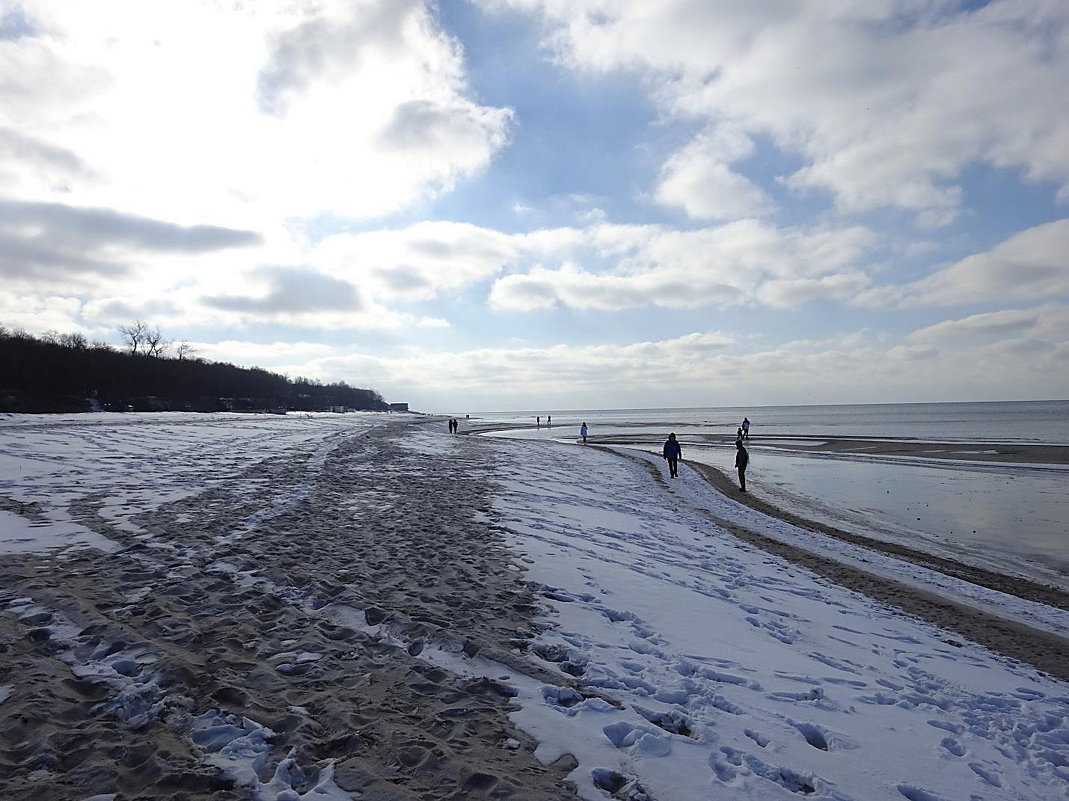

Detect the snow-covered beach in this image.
[1,412,1067,800]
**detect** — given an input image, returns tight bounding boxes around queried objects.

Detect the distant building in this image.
[389,402,409,412]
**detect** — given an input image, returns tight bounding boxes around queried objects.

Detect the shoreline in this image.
[685,459,1069,611]
[587,431,1069,466]
[468,422,1069,466]
[651,454,1069,680]
[470,424,1069,680]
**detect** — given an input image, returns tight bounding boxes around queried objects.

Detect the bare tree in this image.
[119,320,150,354]
[58,332,89,349]
[174,341,196,361]
[144,325,170,357]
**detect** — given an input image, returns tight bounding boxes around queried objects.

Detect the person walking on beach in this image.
[662,432,682,478]
[735,438,749,492]
[580,422,588,444]
[547,414,551,427]
[741,417,750,440]
[537,416,541,428]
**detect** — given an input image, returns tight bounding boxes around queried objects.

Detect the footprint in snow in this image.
[714,748,822,796]
[541,686,616,716]
[896,784,949,801]
[789,719,855,751]
[968,762,1002,787]
[767,687,825,702]
[744,728,770,748]
[926,719,964,735]
[602,721,672,756]
[634,705,696,738]
[938,737,965,758]
[590,768,651,798]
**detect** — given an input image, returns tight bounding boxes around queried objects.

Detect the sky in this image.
[1,0,1068,412]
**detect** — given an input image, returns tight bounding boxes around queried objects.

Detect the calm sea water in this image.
[475,401,1069,591]
[474,400,1069,444]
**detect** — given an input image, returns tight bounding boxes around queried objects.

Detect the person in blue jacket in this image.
[662,432,682,478]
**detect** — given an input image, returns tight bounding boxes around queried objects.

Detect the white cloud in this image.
[0,199,261,292]
[0,0,512,227]
[755,273,872,309]
[898,219,1069,306]
[0,1,521,335]
[313,221,520,302]
[654,127,772,220]
[192,340,336,371]
[489,219,875,311]
[905,304,1069,346]
[286,324,1069,411]
[887,344,938,361]
[0,292,87,337]
[291,330,742,409]
[484,0,1069,221]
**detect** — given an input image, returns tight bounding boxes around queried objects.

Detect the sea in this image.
[472,400,1069,592]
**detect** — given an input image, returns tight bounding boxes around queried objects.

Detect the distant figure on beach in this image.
[741,417,750,439]
[537,416,541,428]
[737,426,743,440]
[580,422,588,444]
[735,439,749,492]
[547,414,551,427]
[662,433,682,478]
[452,418,459,434]
[448,418,458,434]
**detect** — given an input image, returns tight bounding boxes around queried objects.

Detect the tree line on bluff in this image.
[0,324,389,414]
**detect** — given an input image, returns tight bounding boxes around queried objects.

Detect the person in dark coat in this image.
[735,439,749,492]
[662,432,682,478]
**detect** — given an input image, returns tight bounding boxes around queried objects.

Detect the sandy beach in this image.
[1,418,583,800]
[1,414,1067,800]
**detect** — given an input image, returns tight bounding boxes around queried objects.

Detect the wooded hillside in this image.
[0,327,389,414]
